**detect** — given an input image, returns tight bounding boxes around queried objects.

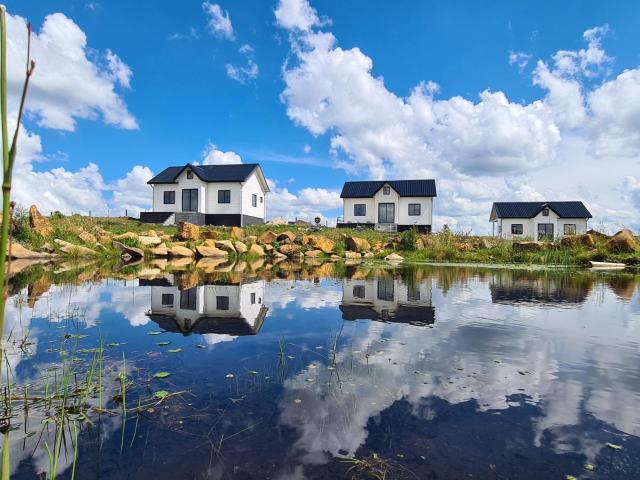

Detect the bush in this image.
[399,227,418,252]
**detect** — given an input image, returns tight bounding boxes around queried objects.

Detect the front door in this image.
[182,189,198,212]
[537,223,554,240]
[378,203,395,224]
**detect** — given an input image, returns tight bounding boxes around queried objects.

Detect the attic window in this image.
[383,186,390,195]
[542,208,549,216]
[186,170,194,179]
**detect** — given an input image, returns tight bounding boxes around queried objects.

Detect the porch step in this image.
[375,223,397,233]
[162,213,176,226]
[174,212,205,226]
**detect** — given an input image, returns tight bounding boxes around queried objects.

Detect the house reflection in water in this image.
[144,276,268,337]
[340,276,435,325]
[489,270,593,306]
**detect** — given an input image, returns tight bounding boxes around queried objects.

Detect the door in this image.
[377,278,395,301]
[537,223,554,240]
[182,189,198,212]
[378,203,395,224]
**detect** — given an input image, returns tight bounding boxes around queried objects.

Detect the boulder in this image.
[177,222,199,241]
[229,226,245,240]
[371,242,385,252]
[112,241,144,260]
[344,251,361,259]
[113,232,138,241]
[263,244,274,252]
[513,241,545,252]
[234,241,248,254]
[385,253,404,262]
[307,235,335,254]
[474,238,496,249]
[604,229,637,253]
[272,251,287,262]
[304,249,323,258]
[215,240,237,254]
[78,231,97,244]
[277,231,296,243]
[94,225,108,237]
[149,244,168,257]
[587,229,610,241]
[29,205,53,237]
[140,230,158,237]
[98,235,112,245]
[270,217,287,226]
[200,229,219,240]
[9,242,48,259]
[258,230,278,244]
[54,239,97,257]
[245,235,257,244]
[175,271,198,290]
[196,245,228,258]
[160,234,172,241]
[330,254,341,261]
[561,233,595,248]
[249,243,265,256]
[415,238,425,250]
[345,236,371,252]
[363,251,374,258]
[138,235,162,246]
[290,252,305,262]
[169,245,195,257]
[278,244,301,256]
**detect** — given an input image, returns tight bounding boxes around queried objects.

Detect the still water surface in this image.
[4,262,640,479]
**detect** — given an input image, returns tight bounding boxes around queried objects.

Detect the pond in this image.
[2,260,640,479]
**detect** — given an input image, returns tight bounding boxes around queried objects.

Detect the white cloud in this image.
[202,2,234,40]
[508,50,531,72]
[274,0,321,31]
[552,24,611,78]
[225,44,259,84]
[7,12,137,131]
[202,142,243,165]
[266,179,341,223]
[111,165,154,215]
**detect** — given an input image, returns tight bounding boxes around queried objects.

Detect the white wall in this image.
[152,170,207,213]
[241,170,267,220]
[342,277,433,312]
[343,197,375,223]
[398,197,433,226]
[205,182,243,215]
[496,210,589,240]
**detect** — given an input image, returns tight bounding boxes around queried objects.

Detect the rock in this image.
[203,239,217,247]
[290,252,305,262]
[344,251,361,259]
[385,253,404,262]
[215,240,237,254]
[54,239,97,257]
[307,235,335,254]
[196,245,228,258]
[200,229,219,240]
[175,271,198,290]
[455,242,474,252]
[138,235,162,246]
[177,222,200,241]
[587,229,610,241]
[513,241,545,252]
[234,241,248,254]
[363,251,374,258]
[160,234,172,241]
[78,231,97,244]
[29,205,54,237]
[345,236,371,252]
[149,244,169,256]
[94,225,108,237]
[9,242,48,259]
[277,231,296,243]
[304,249,323,258]
[229,226,245,240]
[249,243,265,256]
[98,235,112,245]
[41,242,54,253]
[113,232,139,241]
[263,244,274,252]
[415,238,425,250]
[371,242,385,252]
[258,230,278,244]
[561,233,595,248]
[269,217,287,226]
[272,252,287,262]
[112,241,144,260]
[330,254,341,261]
[604,229,637,253]
[140,229,158,237]
[278,244,301,256]
[245,235,257,244]
[169,245,195,257]
[474,238,495,249]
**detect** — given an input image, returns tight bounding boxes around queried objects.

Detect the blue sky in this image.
[7,0,640,232]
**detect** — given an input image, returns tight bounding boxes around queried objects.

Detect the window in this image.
[180,288,197,310]
[216,296,229,310]
[511,224,523,235]
[377,278,394,301]
[163,191,175,204]
[161,294,174,306]
[252,194,257,207]
[250,292,256,304]
[354,204,366,216]
[218,190,231,203]
[353,285,365,298]
[564,224,576,235]
[186,170,194,179]
[407,285,421,302]
[542,208,549,217]
[182,189,198,212]
[408,203,421,216]
[537,223,554,240]
[383,186,390,195]
[260,196,263,203]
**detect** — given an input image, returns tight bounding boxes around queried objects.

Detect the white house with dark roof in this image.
[338,180,437,233]
[140,163,269,226]
[489,201,592,240]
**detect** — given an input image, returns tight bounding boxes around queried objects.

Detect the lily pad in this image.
[154,390,169,399]
[196,344,206,349]
[156,341,170,346]
[606,442,623,450]
[147,331,163,336]
[153,372,171,379]
[167,348,182,353]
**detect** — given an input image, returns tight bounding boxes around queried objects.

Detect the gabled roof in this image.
[340,179,437,198]
[148,163,269,191]
[491,201,592,219]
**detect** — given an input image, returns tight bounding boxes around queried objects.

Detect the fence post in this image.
[125,209,128,217]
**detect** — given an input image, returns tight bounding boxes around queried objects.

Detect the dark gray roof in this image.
[340,180,437,198]
[148,163,261,184]
[491,201,592,219]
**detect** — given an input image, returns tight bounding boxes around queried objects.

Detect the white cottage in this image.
[140,163,269,226]
[337,180,437,233]
[489,201,592,240]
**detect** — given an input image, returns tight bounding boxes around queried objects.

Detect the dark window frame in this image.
[542,208,549,217]
[383,186,390,195]
[186,170,194,179]
[163,191,175,205]
[408,203,421,216]
[250,292,256,304]
[216,296,230,310]
[161,293,174,306]
[218,190,231,204]
[252,194,257,207]
[353,285,366,298]
[180,288,197,310]
[354,204,366,216]
[511,224,523,235]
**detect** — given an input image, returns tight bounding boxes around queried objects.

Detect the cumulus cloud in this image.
[203,2,234,40]
[266,179,341,223]
[274,0,322,31]
[7,12,137,131]
[202,142,243,165]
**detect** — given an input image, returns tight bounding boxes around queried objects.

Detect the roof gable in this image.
[340,179,437,198]
[491,201,592,219]
[148,163,265,186]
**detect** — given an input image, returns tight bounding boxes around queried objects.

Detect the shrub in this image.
[399,227,417,252]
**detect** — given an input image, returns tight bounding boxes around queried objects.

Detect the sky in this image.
[6,0,640,233]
